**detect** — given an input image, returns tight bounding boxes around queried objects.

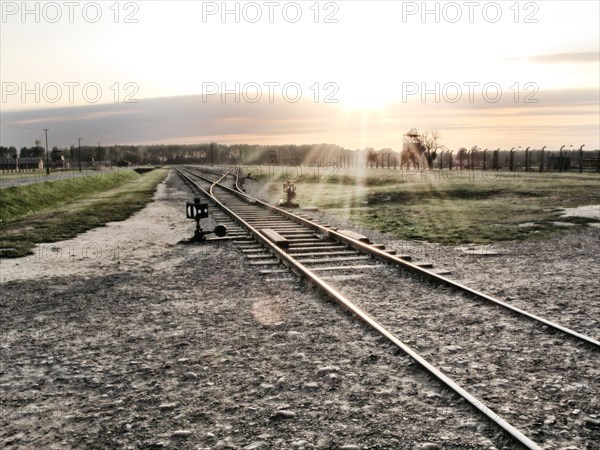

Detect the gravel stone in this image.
[584,417,600,429]
[158,403,177,410]
[317,366,340,375]
[291,440,312,449]
[243,442,268,449]
[421,444,439,450]
[271,410,297,420]
[171,430,192,439]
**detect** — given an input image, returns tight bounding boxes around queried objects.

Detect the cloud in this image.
[388,87,600,112]
[1,89,598,150]
[512,52,599,64]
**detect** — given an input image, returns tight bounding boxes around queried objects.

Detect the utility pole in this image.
[43,128,50,175]
[78,138,82,172]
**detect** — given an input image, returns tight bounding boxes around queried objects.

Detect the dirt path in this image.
[0,171,185,283]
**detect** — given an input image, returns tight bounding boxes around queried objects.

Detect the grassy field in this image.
[0,168,168,257]
[0,168,113,182]
[251,166,600,244]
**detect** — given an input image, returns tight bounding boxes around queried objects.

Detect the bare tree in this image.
[365,147,377,168]
[403,128,446,169]
[400,146,421,170]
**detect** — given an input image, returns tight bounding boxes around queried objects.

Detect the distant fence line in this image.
[435,148,600,173]
[300,149,600,173]
[3,150,598,174]
[0,158,113,173]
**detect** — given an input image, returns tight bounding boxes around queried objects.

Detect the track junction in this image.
[177,165,600,450]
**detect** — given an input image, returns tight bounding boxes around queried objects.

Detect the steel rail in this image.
[177,166,542,449]
[206,167,599,349]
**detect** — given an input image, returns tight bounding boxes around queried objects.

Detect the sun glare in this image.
[341,97,387,111]
[334,76,394,111]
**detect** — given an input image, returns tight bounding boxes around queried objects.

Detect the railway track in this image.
[176,165,599,450]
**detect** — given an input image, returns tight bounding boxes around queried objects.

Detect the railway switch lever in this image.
[186,197,227,241]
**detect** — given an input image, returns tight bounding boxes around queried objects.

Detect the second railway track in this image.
[177,165,599,450]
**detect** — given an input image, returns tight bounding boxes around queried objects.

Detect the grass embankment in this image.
[0,168,168,257]
[256,168,600,244]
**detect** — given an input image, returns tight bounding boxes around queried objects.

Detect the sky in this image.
[1,0,599,151]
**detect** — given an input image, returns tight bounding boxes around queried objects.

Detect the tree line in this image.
[0,143,354,165]
[0,129,444,166]
[2,128,597,169]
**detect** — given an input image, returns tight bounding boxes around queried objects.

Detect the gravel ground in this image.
[1,169,598,449]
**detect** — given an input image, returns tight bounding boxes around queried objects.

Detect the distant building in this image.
[0,157,44,171]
